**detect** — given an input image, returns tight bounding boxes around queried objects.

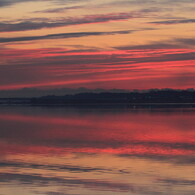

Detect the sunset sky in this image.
[0,0,195,91]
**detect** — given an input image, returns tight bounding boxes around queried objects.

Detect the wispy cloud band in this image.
[0,30,132,43]
[0,13,135,32]
[151,19,195,25]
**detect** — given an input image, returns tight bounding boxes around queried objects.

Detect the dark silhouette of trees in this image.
[0,89,195,105]
[29,89,195,105]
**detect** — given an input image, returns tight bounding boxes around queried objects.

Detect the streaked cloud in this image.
[0,13,136,32]
[0,30,132,43]
[175,38,195,46]
[151,19,195,25]
[35,5,83,13]
[0,45,194,90]
[0,0,42,7]
[0,0,194,90]
[0,0,83,8]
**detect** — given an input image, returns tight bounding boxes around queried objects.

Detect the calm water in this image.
[0,106,194,195]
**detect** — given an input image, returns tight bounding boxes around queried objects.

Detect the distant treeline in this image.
[1,89,194,105]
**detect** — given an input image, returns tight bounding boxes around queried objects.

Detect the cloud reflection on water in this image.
[0,106,194,194]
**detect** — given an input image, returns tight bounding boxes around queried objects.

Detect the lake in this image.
[0,106,194,195]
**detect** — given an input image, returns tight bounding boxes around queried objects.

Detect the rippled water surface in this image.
[0,106,194,195]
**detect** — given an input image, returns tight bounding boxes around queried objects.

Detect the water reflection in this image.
[0,106,194,195]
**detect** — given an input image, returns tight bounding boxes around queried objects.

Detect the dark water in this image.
[0,106,194,195]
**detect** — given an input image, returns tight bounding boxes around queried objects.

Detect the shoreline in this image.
[1,102,195,108]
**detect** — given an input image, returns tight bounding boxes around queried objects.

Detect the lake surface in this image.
[0,106,194,195]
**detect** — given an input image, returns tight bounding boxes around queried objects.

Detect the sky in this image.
[0,0,195,92]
